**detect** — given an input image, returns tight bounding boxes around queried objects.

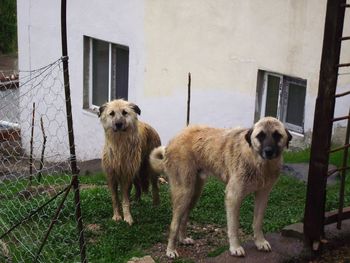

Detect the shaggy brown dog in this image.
[150,117,292,258]
[99,99,161,225]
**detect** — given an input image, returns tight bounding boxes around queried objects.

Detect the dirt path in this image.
[147,224,251,262]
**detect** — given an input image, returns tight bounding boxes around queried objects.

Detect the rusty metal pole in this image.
[61,0,87,262]
[303,0,346,250]
[186,72,191,126]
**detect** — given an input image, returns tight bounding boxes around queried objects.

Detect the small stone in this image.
[127,255,155,263]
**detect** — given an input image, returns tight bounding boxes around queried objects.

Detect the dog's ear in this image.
[129,103,141,115]
[245,128,253,147]
[285,128,292,148]
[98,103,107,118]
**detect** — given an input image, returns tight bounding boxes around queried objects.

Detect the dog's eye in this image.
[109,111,115,117]
[122,110,128,116]
[273,131,282,141]
[256,131,266,142]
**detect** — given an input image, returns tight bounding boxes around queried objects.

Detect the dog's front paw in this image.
[158,177,168,184]
[166,248,179,259]
[229,245,245,257]
[179,237,194,245]
[255,239,272,252]
[112,214,122,222]
[124,215,134,225]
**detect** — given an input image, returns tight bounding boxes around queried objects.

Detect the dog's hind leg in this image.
[139,161,159,205]
[178,210,193,245]
[106,171,122,222]
[131,178,142,202]
[178,175,206,245]
[167,178,195,258]
[150,170,160,206]
[253,186,273,252]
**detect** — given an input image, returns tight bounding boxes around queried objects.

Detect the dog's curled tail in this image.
[150,146,166,174]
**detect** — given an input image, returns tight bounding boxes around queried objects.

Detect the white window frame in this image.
[260,71,306,134]
[84,36,129,113]
[88,38,113,112]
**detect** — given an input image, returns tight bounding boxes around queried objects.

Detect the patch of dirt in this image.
[147,223,251,262]
[17,185,64,200]
[0,240,10,259]
[79,184,106,190]
[86,223,102,233]
[0,156,70,183]
[86,223,103,244]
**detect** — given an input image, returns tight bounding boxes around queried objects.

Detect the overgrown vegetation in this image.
[0,0,17,54]
[0,148,348,262]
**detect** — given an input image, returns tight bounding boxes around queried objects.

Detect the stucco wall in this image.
[17,0,145,160]
[17,0,68,161]
[17,0,350,161]
[145,1,316,139]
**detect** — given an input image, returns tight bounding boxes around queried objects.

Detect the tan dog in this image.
[150,117,292,258]
[99,99,161,225]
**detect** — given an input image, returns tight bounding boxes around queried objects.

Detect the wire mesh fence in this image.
[0,58,85,262]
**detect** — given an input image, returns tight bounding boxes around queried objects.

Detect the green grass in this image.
[284,145,345,167]
[1,148,349,262]
[79,183,172,263]
[284,148,310,163]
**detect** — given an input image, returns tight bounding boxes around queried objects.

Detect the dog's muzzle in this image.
[261,146,276,160]
[113,122,125,132]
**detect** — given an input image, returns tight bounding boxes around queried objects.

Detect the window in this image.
[255,71,306,133]
[83,37,129,111]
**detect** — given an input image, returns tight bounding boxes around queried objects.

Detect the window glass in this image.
[286,83,306,127]
[264,75,280,118]
[92,39,109,106]
[111,45,129,100]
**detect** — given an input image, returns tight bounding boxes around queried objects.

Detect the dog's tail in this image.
[149,146,166,174]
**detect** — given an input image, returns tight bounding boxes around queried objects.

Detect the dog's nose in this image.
[263,147,274,159]
[115,122,123,130]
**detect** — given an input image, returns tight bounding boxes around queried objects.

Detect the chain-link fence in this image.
[0,58,85,262]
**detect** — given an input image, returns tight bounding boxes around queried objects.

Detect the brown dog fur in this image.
[150,117,292,258]
[99,99,161,225]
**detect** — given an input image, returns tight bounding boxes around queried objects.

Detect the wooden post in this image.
[61,0,87,262]
[303,0,346,249]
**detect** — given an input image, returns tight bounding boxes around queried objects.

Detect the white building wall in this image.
[144,0,350,145]
[17,0,69,161]
[66,0,145,160]
[17,0,350,161]
[17,0,145,161]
